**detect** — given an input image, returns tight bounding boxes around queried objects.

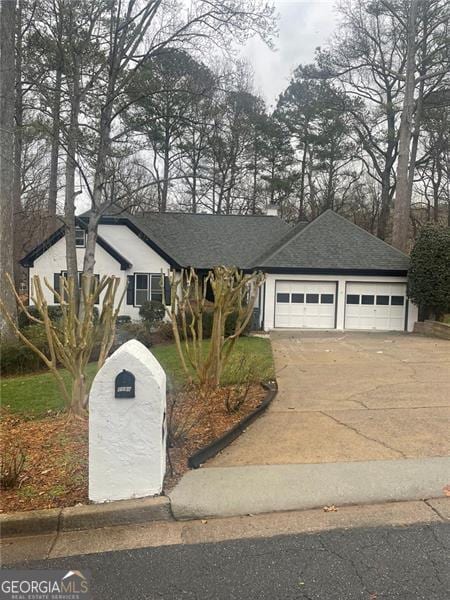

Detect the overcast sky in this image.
[243,0,338,108]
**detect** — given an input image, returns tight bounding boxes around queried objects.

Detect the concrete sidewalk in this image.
[170,457,450,519]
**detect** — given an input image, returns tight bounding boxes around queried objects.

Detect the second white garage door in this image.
[275,281,337,329]
[344,282,407,331]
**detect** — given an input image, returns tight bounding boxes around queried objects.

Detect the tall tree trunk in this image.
[83,96,114,277]
[298,135,308,221]
[407,2,428,208]
[378,170,392,240]
[192,162,197,213]
[13,0,23,288]
[48,66,62,232]
[161,121,170,212]
[377,90,397,241]
[251,141,257,214]
[65,66,81,297]
[0,0,18,338]
[392,0,419,252]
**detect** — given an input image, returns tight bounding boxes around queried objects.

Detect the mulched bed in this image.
[0,384,266,513]
[1,411,88,513]
[164,384,265,491]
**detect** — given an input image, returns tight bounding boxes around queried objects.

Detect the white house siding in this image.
[263,273,418,333]
[29,224,171,320]
[97,224,171,320]
[30,236,125,311]
[97,225,170,275]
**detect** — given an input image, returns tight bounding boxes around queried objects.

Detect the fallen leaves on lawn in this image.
[1,409,88,512]
[1,383,266,512]
[164,384,265,492]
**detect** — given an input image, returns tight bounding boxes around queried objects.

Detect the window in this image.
[306,293,319,303]
[75,227,85,247]
[135,274,163,306]
[321,294,334,304]
[291,293,304,303]
[391,295,405,306]
[346,294,359,304]
[376,295,389,305]
[277,293,290,303]
[361,295,375,305]
[55,272,99,303]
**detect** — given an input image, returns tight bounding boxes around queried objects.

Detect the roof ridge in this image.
[133,211,282,219]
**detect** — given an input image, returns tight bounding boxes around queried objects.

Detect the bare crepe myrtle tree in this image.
[167,266,265,389]
[0,274,125,418]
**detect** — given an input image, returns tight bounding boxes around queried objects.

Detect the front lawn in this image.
[1,337,274,418]
[1,336,274,512]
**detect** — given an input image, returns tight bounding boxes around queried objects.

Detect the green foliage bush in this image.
[18,304,99,329]
[1,316,104,377]
[18,305,62,329]
[408,224,450,319]
[119,322,153,347]
[139,300,165,329]
[116,315,131,325]
[1,325,48,376]
[176,310,251,340]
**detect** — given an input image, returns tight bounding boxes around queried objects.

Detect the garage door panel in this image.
[275,281,336,329]
[345,283,406,331]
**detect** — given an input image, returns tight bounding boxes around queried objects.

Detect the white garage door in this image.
[275,281,336,329]
[344,282,406,331]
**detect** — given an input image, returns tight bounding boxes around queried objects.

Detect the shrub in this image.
[120,322,153,347]
[18,305,62,329]
[174,310,249,340]
[223,354,257,414]
[1,438,26,490]
[152,322,174,344]
[408,224,450,320]
[18,304,99,329]
[116,315,131,325]
[0,325,48,376]
[225,310,252,337]
[139,300,165,330]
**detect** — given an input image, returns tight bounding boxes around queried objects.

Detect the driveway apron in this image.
[208,331,450,467]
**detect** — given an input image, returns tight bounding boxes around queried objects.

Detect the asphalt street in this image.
[8,522,450,600]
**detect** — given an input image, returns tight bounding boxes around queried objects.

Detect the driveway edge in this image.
[188,381,278,469]
[0,495,173,537]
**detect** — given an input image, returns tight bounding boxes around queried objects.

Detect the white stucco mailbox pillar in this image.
[89,339,166,503]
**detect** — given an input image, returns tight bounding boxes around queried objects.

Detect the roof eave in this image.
[83,215,182,268]
[256,266,409,276]
[20,220,133,271]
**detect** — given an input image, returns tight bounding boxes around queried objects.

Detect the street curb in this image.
[188,381,278,469]
[1,496,173,538]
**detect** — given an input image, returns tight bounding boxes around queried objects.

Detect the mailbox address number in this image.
[115,369,135,398]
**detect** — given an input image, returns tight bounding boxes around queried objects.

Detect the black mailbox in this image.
[115,369,135,398]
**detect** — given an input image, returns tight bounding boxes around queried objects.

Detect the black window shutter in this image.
[163,275,171,305]
[126,275,134,305]
[53,273,60,304]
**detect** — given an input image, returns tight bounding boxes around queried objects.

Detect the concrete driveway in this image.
[209,331,450,467]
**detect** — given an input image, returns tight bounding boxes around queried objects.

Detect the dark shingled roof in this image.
[255,210,410,272]
[112,212,291,269]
